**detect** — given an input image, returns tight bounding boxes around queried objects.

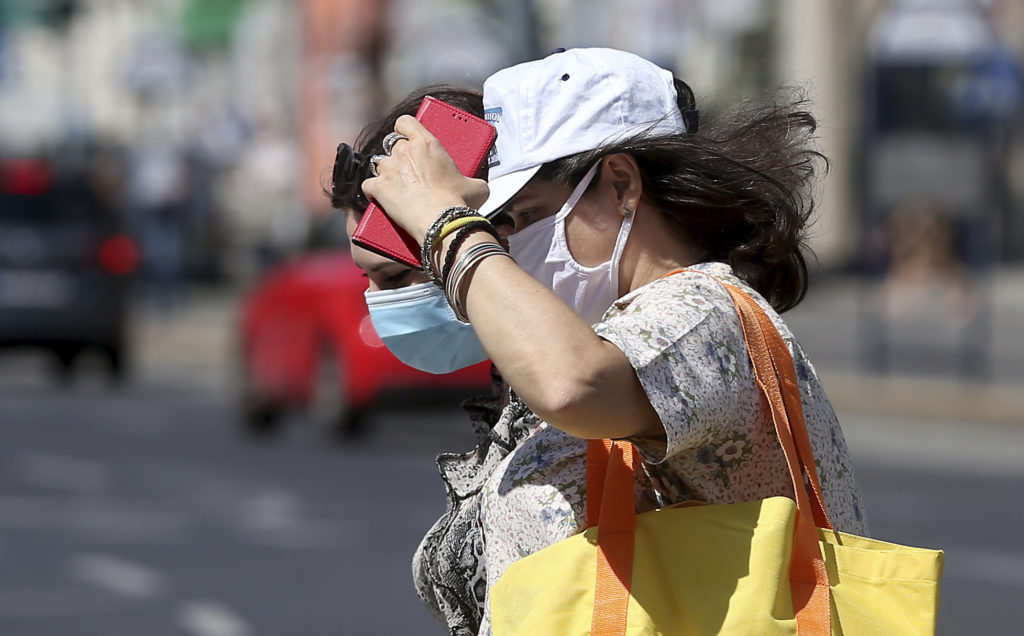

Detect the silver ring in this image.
[382,132,409,156]
[369,154,386,177]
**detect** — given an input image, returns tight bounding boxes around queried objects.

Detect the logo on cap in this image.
[484,107,502,167]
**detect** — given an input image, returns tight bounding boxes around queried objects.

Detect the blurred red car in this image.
[236,217,491,438]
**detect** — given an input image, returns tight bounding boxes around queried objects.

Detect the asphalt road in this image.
[0,356,1022,635]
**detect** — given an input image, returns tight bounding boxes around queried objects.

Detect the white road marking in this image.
[0,495,56,527]
[67,500,188,540]
[242,518,355,550]
[943,548,1024,589]
[238,488,301,526]
[178,601,252,636]
[69,553,166,599]
[0,587,117,619]
[0,495,187,542]
[236,489,353,550]
[14,451,113,493]
[0,489,350,549]
[101,418,169,440]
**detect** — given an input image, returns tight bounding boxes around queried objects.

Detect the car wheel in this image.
[311,344,363,441]
[236,349,286,440]
[49,344,82,385]
[99,344,129,384]
[242,397,285,439]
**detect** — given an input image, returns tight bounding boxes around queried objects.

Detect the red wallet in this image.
[350,96,496,268]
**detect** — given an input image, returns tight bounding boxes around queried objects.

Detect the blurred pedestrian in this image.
[130,144,187,314]
[881,198,978,325]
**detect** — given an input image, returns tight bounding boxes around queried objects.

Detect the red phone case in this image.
[350,96,496,268]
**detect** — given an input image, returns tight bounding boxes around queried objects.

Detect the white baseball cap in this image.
[479,48,688,218]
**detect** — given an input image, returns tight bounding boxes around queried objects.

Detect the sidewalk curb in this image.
[821,370,1024,425]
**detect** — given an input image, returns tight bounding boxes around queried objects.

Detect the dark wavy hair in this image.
[535,80,826,313]
[327,84,484,214]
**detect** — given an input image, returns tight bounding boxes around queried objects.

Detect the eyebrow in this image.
[364,261,407,275]
[503,191,539,215]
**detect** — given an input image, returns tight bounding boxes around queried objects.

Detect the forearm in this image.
[461,237,596,396]
[447,233,660,439]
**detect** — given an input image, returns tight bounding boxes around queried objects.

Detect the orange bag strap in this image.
[586,438,612,528]
[587,439,636,635]
[585,271,832,635]
[663,269,832,527]
[744,289,832,530]
[725,285,831,634]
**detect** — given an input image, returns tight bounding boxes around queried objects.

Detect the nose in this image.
[490,212,515,244]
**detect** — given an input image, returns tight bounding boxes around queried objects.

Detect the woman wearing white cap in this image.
[363,48,868,635]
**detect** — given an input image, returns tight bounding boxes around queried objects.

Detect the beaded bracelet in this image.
[445,242,512,322]
[421,206,478,285]
[440,220,502,287]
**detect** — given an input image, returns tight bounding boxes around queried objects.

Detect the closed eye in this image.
[380,269,415,288]
[506,208,538,232]
[364,262,418,290]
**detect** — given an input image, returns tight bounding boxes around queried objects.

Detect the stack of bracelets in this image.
[420,206,512,322]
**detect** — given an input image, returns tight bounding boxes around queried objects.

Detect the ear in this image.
[599,154,643,218]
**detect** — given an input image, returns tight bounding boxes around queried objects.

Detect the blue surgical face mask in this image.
[364,281,489,374]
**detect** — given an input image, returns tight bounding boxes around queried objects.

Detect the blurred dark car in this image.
[236,214,491,439]
[0,158,139,381]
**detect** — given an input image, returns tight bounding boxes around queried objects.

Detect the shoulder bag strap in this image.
[588,439,636,635]
[742,288,833,529]
[724,284,832,635]
[586,271,833,635]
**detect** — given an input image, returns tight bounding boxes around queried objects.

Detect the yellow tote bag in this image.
[490,282,944,635]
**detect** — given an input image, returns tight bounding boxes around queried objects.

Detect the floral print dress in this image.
[414,261,869,636]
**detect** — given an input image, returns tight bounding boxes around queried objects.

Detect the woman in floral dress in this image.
[357,48,869,635]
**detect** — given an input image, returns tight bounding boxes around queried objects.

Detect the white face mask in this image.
[507,161,635,325]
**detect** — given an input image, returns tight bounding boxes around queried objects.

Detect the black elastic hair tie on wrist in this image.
[441,220,502,287]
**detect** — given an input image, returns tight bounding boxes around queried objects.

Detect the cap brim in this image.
[479,164,542,218]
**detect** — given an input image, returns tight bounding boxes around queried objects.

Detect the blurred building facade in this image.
[0,0,1020,280]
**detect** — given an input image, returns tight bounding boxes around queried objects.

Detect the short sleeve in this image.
[593,273,759,464]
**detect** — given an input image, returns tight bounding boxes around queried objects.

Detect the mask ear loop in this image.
[553,161,602,223]
[552,159,635,276]
[608,200,636,274]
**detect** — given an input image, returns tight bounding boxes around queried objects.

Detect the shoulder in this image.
[594,262,749,366]
[606,262,753,323]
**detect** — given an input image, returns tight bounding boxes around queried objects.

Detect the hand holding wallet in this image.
[351,97,497,268]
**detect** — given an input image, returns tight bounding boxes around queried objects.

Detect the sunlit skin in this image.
[343,210,430,292]
[360,117,704,442]
[343,207,514,292]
